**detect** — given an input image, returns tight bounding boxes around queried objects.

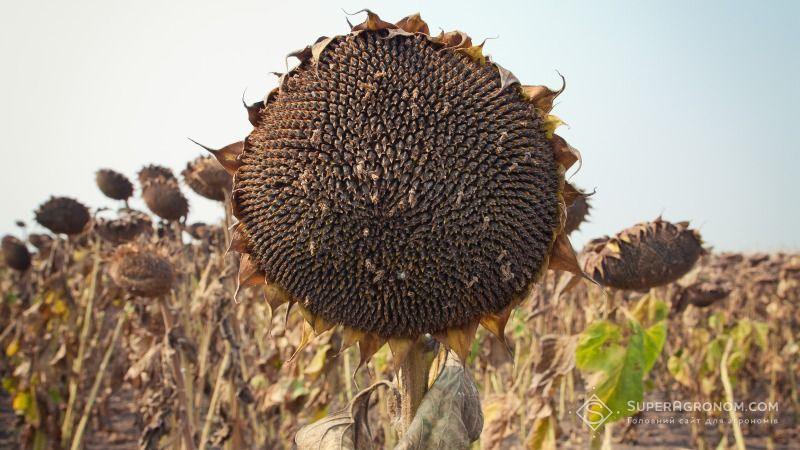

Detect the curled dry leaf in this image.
[395,354,483,450]
[295,381,392,450]
[295,353,482,450]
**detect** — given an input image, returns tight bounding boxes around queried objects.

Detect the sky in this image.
[0,1,798,252]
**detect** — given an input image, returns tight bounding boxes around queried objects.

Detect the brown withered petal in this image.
[2,235,32,271]
[95,210,152,244]
[141,177,189,221]
[582,218,704,290]
[28,233,53,252]
[231,26,564,338]
[181,154,232,201]
[35,196,91,235]
[96,169,134,201]
[137,165,176,185]
[108,245,174,297]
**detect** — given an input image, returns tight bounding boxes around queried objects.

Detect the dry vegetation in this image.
[2,199,799,449]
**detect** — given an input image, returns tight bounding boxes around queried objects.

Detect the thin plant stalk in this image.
[69,302,130,450]
[199,350,231,450]
[159,296,197,450]
[61,239,101,445]
[720,337,746,450]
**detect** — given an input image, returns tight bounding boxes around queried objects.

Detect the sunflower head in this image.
[28,233,53,252]
[582,218,704,291]
[95,210,153,245]
[108,244,175,297]
[35,196,91,235]
[212,11,584,364]
[137,165,175,185]
[673,281,729,313]
[141,176,189,222]
[182,153,232,201]
[2,235,31,272]
[563,185,591,235]
[96,169,134,202]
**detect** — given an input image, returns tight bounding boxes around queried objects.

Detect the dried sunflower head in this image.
[212,11,584,362]
[672,280,729,313]
[2,235,31,271]
[96,169,134,201]
[95,210,153,244]
[582,218,704,291]
[138,165,176,185]
[563,185,591,235]
[141,177,189,222]
[182,153,233,201]
[108,244,175,297]
[35,196,91,235]
[28,233,53,252]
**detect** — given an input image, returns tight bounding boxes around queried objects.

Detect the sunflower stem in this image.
[396,336,430,435]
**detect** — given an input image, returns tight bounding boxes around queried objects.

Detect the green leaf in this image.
[642,320,667,375]
[592,320,645,419]
[667,352,692,387]
[730,319,752,346]
[702,338,724,376]
[753,322,769,350]
[708,313,726,333]
[632,294,668,326]
[576,321,623,372]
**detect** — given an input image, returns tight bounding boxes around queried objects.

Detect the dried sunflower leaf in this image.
[394,354,483,449]
[295,381,391,450]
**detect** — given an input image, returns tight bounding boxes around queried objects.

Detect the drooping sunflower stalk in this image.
[209,11,586,370]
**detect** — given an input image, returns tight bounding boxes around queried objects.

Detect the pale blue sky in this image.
[1,1,797,251]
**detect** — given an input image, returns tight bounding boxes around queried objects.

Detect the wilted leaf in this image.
[395,354,483,450]
[295,381,391,450]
